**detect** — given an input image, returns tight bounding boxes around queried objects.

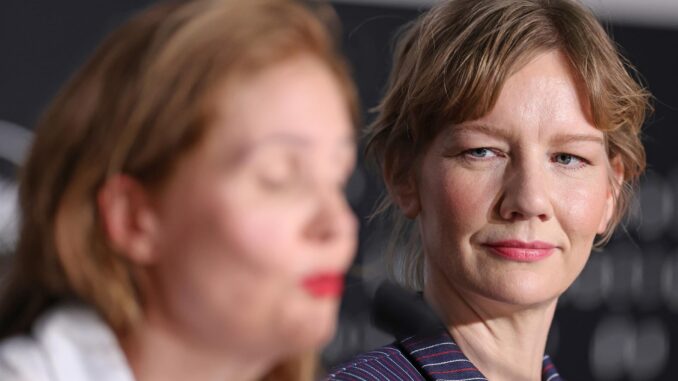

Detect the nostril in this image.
[497,177,553,222]
[306,189,359,243]
[510,211,528,221]
[316,228,335,243]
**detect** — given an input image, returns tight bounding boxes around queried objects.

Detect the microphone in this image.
[370,281,445,340]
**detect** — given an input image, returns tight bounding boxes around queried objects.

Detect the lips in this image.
[483,240,556,262]
[301,273,345,298]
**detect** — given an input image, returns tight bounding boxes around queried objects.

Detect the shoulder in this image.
[0,334,52,381]
[0,304,134,381]
[326,343,423,381]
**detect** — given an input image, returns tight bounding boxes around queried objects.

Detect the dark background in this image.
[1,1,677,380]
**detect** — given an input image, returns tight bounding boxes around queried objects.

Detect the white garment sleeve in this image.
[0,304,136,381]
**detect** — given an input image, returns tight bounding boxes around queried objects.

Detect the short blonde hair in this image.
[0,1,356,379]
[367,0,650,290]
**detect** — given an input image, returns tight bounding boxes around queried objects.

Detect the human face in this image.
[415,50,619,309]
[144,56,357,357]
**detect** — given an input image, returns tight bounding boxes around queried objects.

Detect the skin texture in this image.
[100,55,357,381]
[394,50,623,380]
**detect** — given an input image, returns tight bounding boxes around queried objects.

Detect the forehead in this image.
[462,50,600,137]
[208,55,354,147]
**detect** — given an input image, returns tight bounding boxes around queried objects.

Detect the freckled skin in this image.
[414,50,618,308]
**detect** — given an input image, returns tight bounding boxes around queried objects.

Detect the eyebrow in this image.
[251,132,356,147]
[450,123,512,140]
[451,123,604,146]
[549,133,604,146]
[233,132,355,163]
[256,133,310,147]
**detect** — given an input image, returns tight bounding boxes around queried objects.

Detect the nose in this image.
[304,185,357,245]
[498,156,553,222]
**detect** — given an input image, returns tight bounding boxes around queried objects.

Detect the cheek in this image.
[225,205,307,272]
[210,200,344,350]
[154,182,312,305]
[419,163,497,251]
[554,176,610,245]
[152,188,318,340]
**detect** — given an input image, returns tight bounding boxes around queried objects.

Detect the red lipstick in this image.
[301,273,344,298]
[484,240,555,262]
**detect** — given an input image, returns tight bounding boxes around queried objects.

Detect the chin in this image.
[476,272,565,308]
[487,289,560,308]
[280,298,340,352]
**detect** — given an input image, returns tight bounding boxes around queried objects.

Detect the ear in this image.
[384,159,421,219]
[97,174,160,264]
[597,155,624,234]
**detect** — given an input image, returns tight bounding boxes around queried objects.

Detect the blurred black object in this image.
[371,281,444,340]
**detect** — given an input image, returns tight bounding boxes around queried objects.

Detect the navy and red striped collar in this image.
[398,330,563,381]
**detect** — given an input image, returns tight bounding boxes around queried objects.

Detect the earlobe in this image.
[597,156,625,234]
[97,174,159,264]
[383,152,421,219]
[388,173,421,219]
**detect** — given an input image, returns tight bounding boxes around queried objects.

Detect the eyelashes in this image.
[458,147,591,170]
[463,147,502,160]
[551,153,589,169]
[255,159,355,195]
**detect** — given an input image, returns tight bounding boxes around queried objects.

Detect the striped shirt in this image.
[327,330,563,381]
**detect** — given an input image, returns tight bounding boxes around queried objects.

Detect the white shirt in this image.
[0,304,136,381]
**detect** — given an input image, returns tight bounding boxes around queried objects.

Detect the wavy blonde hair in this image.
[366,0,650,290]
[0,1,357,380]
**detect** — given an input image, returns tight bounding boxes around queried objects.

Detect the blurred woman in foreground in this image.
[0,1,359,380]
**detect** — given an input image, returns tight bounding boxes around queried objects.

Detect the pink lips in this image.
[484,240,556,262]
[301,273,345,298]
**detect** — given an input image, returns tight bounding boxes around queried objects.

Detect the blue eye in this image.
[553,153,586,167]
[466,148,496,158]
[555,154,573,164]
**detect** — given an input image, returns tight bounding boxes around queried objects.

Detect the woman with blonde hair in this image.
[329,0,649,380]
[0,1,359,380]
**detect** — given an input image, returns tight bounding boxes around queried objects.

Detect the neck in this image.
[423,276,557,381]
[118,311,275,381]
